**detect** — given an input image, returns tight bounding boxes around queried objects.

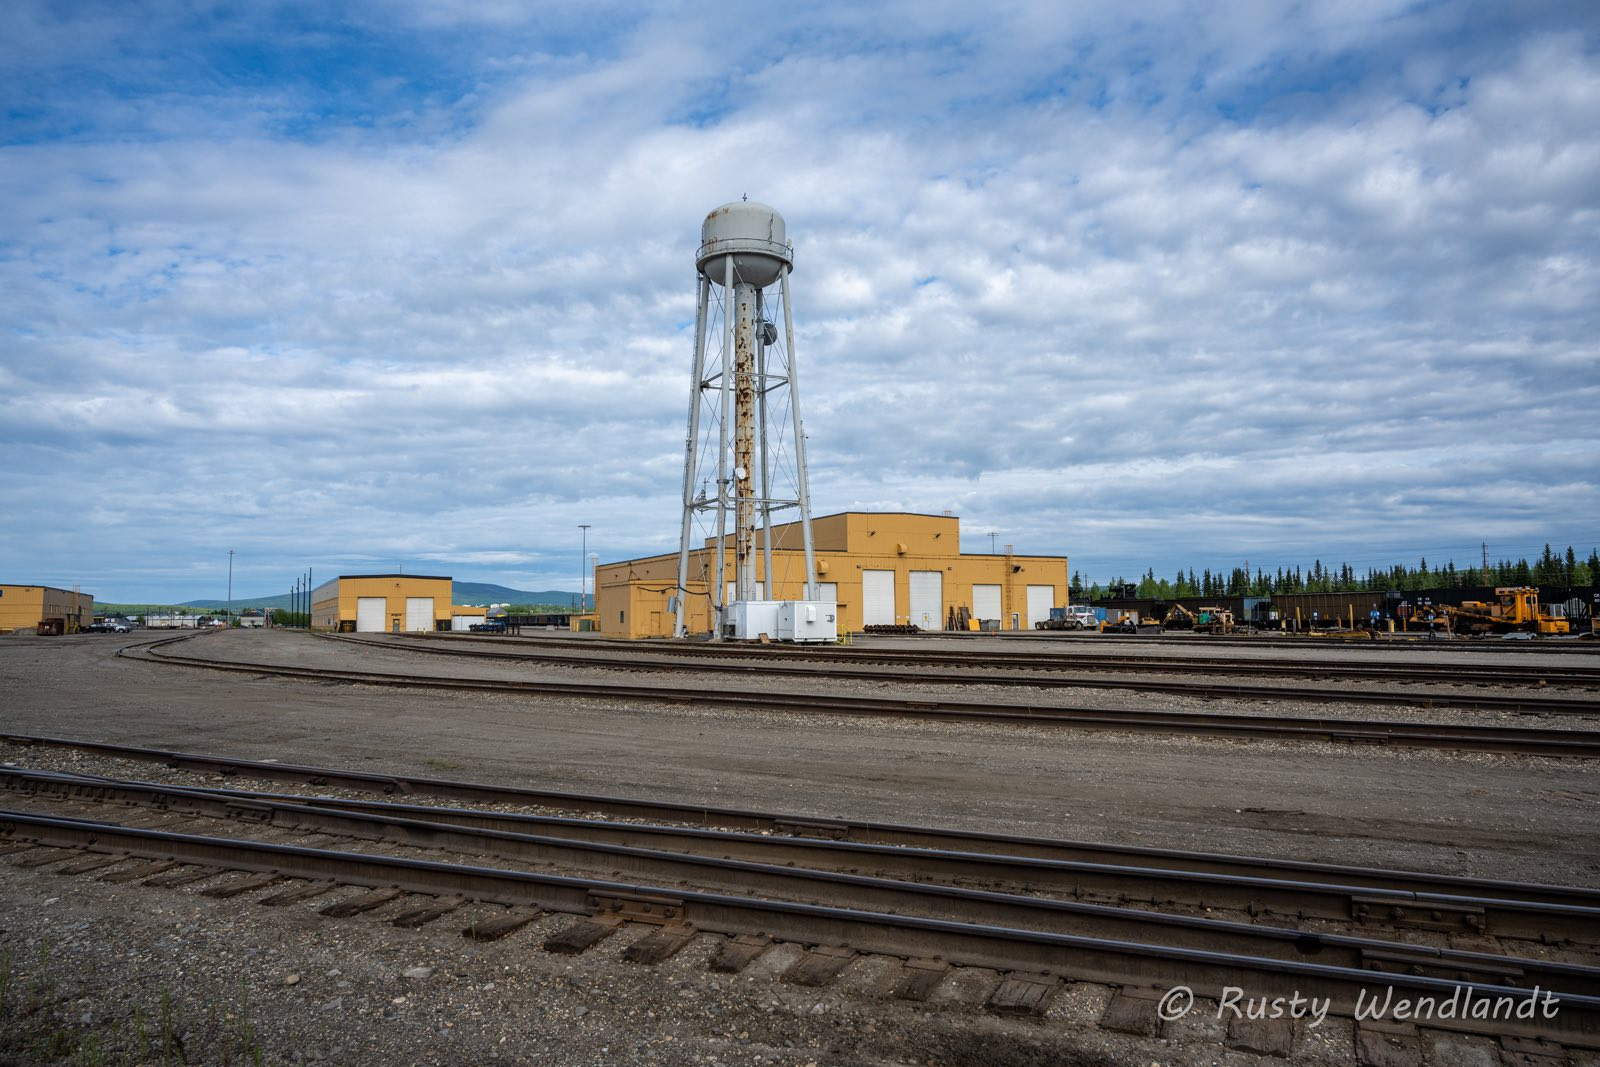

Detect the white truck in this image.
[1036,606,1100,630]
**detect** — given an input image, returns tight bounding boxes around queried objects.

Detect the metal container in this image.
[697,201,792,288]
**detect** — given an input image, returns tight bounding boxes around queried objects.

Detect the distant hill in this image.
[161,581,589,613]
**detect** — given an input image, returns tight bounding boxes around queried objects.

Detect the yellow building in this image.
[595,512,1069,638]
[310,574,453,633]
[0,584,94,635]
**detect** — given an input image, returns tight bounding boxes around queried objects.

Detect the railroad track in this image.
[414,631,1600,688]
[333,633,1600,708]
[116,633,1600,758]
[3,749,1598,1046]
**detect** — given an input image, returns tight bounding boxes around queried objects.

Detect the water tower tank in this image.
[697,201,793,289]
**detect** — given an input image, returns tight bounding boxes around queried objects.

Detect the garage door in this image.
[356,597,386,633]
[861,570,895,627]
[972,584,1001,624]
[1026,585,1056,629]
[405,597,434,632]
[724,582,766,603]
[909,571,943,631]
[452,615,484,631]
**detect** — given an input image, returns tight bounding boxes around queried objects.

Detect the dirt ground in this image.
[2,628,1598,1066]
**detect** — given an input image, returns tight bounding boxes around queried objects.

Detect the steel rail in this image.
[402,632,1600,688]
[327,633,1600,709]
[439,627,1600,656]
[9,765,1595,949]
[5,733,1597,912]
[5,808,1597,1045]
[115,639,1600,757]
[15,773,1596,991]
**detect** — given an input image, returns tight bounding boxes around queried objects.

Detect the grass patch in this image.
[0,939,266,1065]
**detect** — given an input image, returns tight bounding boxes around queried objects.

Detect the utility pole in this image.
[579,525,591,613]
[227,549,234,625]
[989,532,998,554]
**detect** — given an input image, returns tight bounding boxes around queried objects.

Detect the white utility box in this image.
[729,600,783,641]
[777,600,838,643]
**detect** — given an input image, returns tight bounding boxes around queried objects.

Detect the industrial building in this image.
[310,574,453,633]
[0,584,94,635]
[596,512,1069,639]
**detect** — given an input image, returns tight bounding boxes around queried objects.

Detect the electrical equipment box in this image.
[730,600,783,641]
[776,600,837,643]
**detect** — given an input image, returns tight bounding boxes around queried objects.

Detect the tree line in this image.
[1071,544,1600,602]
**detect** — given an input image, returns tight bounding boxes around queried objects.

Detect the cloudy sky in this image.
[2,1,1596,603]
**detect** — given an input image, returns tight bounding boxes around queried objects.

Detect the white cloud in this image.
[0,3,1595,600]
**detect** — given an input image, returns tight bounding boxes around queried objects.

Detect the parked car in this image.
[85,622,130,634]
[469,620,507,633]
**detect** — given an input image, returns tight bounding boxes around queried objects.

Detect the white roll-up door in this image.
[1026,585,1055,628]
[909,571,943,631]
[356,597,385,633]
[452,615,484,631]
[724,582,766,603]
[972,584,1001,623]
[405,597,434,632]
[861,570,895,626]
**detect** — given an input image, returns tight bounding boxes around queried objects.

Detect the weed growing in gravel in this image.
[0,942,265,1066]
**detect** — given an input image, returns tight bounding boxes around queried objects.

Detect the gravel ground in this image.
[3,629,1599,1066]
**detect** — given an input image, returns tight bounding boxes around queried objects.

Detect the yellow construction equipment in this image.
[1161,604,1234,634]
[1447,587,1570,636]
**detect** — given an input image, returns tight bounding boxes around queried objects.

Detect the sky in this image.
[2,1,1597,603]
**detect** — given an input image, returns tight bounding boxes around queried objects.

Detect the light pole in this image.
[579,525,591,613]
[227,549,234,625]
[989,531,998,554]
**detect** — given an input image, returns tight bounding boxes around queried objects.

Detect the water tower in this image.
[674,200,823,639]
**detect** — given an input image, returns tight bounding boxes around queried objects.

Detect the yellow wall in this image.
[0,585,95,633]
[311,575,454,632]
[594,513,1069,638]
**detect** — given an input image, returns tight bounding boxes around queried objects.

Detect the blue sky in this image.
[2,1,1597,602]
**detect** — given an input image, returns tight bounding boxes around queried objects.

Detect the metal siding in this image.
[404,597,433,632]
[356,597,385,633]
[908,571,943,631]
[1026,585,1055,628]
[972,584,1001,622]
[861,570,895,626]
